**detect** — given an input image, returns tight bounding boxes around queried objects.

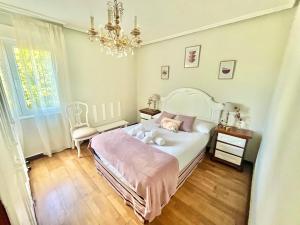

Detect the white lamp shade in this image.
[224,102,235,112]
[151,94,160,101]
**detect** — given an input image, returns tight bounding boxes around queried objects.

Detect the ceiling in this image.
[0,0,295,43]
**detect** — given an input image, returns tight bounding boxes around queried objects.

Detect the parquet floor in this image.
[29,145,252,225]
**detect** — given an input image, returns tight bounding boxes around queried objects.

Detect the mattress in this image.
[100,119,210,189]
[123,119,210,171]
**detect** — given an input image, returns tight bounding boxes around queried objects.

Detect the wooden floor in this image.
[29,146,252,225]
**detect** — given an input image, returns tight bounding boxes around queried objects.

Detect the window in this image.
[3,41,60,116]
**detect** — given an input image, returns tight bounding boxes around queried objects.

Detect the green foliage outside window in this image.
[14,48,59,110]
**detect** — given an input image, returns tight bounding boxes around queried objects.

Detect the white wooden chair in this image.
[66,102,98,157]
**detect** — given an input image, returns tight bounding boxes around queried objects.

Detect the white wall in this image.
[136,9,295,162]
[249,5,300,225]
[63,28,137,127]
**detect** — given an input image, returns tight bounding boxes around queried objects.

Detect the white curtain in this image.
[0,15,72,156]
[0,78,37,225]
[248,5,300,225]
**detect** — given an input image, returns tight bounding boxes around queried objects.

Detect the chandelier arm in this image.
[108,31,115,42]
[88,0,141,57]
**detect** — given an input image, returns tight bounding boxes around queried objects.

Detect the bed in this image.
[90,88,224,223]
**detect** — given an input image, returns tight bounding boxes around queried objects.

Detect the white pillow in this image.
[193,119,216,134]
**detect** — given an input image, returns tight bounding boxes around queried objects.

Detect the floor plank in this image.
[29,146,252,225]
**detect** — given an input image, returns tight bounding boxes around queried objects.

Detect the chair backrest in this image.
[65,101,89,130]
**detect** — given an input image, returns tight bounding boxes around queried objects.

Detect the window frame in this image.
[3,40,31,116]
[2,40,60,117]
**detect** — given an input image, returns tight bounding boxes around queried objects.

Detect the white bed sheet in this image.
[95,119,210,191]
[123,119,210,171]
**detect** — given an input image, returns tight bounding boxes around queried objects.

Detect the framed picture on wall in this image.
[161,65,170,80]
[218,60,236,79]
[184,45,201,68]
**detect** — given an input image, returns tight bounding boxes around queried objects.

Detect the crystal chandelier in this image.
[87,0,142,57]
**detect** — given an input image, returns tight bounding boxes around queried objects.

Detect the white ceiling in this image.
[0,0,295,43]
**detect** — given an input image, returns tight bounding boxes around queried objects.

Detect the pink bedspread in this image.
[91,129,179,222]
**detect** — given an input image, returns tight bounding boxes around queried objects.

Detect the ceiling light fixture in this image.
[87,0,142,57]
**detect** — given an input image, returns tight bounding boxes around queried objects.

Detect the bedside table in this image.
[211,126,253,171]
[139,108,161,122]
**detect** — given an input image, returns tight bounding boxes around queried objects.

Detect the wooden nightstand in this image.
[139,108,161,122]
[211,126,253,171]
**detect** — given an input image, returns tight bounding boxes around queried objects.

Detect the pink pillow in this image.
[160,118,182,132]
[156,111,176,123]
[177,115,196,132]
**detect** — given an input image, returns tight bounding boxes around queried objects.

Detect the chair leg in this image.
[75,140,81,158]
[71,140,75,149]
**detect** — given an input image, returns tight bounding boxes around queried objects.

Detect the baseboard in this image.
[244,159,254,166]
[25,153,45,162]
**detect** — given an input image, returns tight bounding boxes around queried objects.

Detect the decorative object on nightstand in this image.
[223,102,235,126]
[146,94,161,109]
[211,126,253,171]
[139,108,161,122]
[147,98,152,108]
[150,94,160,109]
[233,106,246,128]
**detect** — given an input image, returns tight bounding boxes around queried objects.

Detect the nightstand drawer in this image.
[217,133,246,147]
[140,113,152,120]
[215,150,242,165]
[216,141,244,157]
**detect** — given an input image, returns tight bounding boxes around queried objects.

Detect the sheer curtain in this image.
[0,76,37,225]
[0,15,72,156]
[0,41,24,149]
[248,5,300,225]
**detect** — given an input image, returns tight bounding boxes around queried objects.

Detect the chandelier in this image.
[87,0,142,57]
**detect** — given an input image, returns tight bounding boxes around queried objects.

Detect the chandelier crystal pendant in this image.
[87,0,142,57]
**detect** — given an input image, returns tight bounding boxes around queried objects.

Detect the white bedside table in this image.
[139,108,161,122]
[211,126,253,171]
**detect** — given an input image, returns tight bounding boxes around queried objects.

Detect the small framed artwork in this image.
[218,60,236,79]
[184,45,201,68]
[160,66,170,80]
[161,65,170,80]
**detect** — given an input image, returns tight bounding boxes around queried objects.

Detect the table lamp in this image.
[224,102,235,126]
[150,94,160,109]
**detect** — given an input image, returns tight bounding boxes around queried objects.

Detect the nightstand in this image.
[139,108,161,122]
[211,126,253,171]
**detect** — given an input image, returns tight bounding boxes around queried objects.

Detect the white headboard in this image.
[161,88,224,123]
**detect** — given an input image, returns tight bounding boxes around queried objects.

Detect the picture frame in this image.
[161,65,170,80]
[184,45,201,68]
[218,60,236,79]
